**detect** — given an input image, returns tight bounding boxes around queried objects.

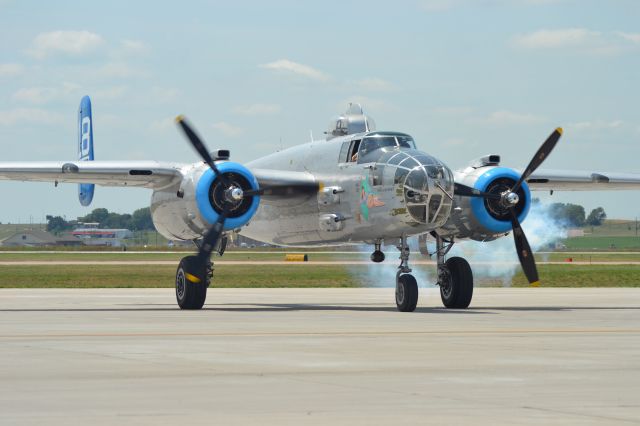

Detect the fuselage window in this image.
[339,141,350,163]
[349,140,361,162]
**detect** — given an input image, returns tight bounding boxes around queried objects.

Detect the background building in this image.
[72,223,133,247]
[0,229,83,247]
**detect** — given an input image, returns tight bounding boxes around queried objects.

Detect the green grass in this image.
[1,264,639,288]
[561,236,640,251]
[0,252,368,262]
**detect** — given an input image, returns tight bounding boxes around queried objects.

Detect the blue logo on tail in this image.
[78,96,95,206]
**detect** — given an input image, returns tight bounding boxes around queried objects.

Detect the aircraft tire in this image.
[396,274,418,312]
[440,257,473,309]
[175,256,208,309]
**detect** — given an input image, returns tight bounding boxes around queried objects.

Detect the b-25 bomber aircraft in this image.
[2,97,640,312]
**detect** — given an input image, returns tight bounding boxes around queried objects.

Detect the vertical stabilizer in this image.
[78,96,95,206]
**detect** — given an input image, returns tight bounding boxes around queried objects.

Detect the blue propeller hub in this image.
[195,162,260,230]
[470,167,531,233]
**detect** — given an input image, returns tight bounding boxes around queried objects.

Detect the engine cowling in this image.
[150,162,260,241]
[436,166,531,241]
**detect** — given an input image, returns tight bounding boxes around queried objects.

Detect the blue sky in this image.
[0,0,639,223]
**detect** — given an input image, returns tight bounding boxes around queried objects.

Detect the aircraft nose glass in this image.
[398,156,453,225]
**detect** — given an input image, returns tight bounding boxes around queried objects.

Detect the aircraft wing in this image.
[525,169,640,191]
[249,168,319,199]
[0,161,185,189]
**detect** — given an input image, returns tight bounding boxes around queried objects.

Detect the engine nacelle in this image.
[150,162,260,241]
[436,166,531,241]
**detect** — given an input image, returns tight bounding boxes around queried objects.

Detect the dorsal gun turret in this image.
[326,103,376,139]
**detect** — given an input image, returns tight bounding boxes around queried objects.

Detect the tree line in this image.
[44,203,608,235]
[46,207,155,234]
[535,201,606,227]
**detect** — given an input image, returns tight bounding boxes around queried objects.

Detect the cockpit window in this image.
[397,135,414,148]
[356,134,416,163]
[360,136,397,157]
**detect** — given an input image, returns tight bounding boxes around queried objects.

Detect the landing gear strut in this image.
[395,234,418,312]
[434,234,473,309]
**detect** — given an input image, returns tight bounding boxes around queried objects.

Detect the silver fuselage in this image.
[241,133,453,246]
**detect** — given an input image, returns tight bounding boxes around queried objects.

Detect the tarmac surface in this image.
[1,288,639,425]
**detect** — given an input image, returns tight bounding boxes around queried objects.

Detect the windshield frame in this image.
[356,132,417,163]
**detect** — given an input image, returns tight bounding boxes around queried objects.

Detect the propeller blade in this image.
[175,116,218,171]
[511,127,563,194]
[175,115,233,187]
[453,183,501,200]
[243,182,320,198]
[509,209,540,286]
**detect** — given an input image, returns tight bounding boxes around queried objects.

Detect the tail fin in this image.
[78,95,95,206]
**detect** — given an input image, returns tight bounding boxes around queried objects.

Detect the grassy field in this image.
[2,250,640,262]
[561,236,640,250]
[1,263,639,288]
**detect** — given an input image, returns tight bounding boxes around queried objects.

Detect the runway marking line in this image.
[1,328,639,339]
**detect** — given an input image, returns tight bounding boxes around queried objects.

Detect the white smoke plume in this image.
[350,202,567,288]
[435,201,568,286]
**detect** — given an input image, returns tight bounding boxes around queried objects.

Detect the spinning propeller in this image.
[454,128,563,286]
[175,116,319,285]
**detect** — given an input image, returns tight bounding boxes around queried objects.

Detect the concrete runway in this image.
[1,288,639,425]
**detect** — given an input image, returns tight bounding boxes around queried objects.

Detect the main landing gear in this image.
[434,234,473,309]
[383,234,474,312]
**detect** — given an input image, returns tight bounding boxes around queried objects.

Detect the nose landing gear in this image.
[395,235,418,312]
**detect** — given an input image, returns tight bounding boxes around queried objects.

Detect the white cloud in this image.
[512,28,639,55]
[120,39,148,54]
[232,103,281,116]
[0,63,23,77]
[12,82,80,105]
[568,120,623,132]
[260,59,329,81]
[212,121,243,137]
[93,86,128,101]
[421,0,564,11]
[432,106,474,116]
[0,108,64,126]
[149,116,176,132]
[512,28,601,49]
[12,87,58,104]
[355,78,396,92]
[151,86,181,102]
[480,110,545,125]
[421,0,460,11]
[339,95,390,114]
[97,62,144,78]
[27,30,104,59]
[617,32,640,44]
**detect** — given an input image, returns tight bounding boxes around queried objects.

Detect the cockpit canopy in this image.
[353,132,416,163]
[338,132,418,164]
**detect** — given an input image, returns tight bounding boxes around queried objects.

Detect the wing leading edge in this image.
[0,161,185,189]
[525,169,640,191]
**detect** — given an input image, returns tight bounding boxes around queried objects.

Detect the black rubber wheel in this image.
[396,274,418,312]
[175,256,208,310]
[370,250,385,263]
[440,257,473,309]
